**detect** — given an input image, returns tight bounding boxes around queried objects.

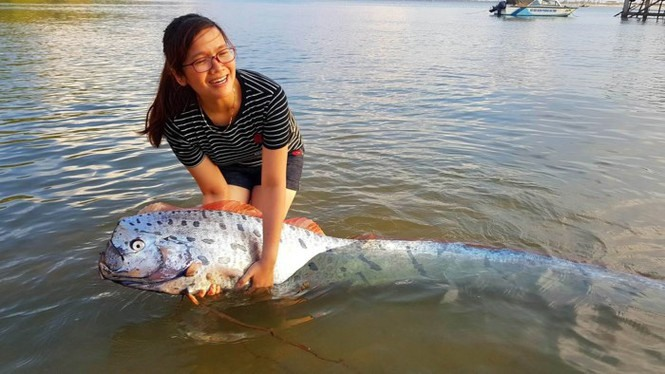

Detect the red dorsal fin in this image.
[200,200,263,218]
[201,201,325,235]
[351,233,382,240]
[284,217,325,236]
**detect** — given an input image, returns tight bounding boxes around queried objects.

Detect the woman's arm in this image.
[187,155,229,205]
[236,146,288,289]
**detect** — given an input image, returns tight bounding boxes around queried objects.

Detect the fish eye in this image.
[129,239,145,251]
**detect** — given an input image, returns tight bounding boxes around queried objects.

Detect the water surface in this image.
[1,0,664,372]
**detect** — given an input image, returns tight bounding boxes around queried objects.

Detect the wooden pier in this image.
[618,0,665,20]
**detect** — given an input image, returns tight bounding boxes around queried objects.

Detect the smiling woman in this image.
[140,14,306,297]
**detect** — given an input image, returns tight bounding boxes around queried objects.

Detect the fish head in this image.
[98,214,196,294]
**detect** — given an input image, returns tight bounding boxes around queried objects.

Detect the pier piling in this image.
[618,0,665,20]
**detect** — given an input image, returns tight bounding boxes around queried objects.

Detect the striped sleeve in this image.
[163,118,204,167]
[262,86,291,150]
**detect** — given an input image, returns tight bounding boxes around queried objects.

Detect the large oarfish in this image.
[99,202,665,314]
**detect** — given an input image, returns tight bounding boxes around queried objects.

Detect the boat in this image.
[490,0,578,17]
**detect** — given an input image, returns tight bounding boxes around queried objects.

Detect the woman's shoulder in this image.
[170,101,202,124]
[237,69,282,92]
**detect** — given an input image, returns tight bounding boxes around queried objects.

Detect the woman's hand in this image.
[236,258,275,291]
[186,284,223,305]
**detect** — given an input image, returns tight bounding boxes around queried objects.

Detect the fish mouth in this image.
[97,257,148,284]
[98,243,131,281]
[98,250,116,280]
[98,242,191,286]
[98,260,189,287]
[98,259,136,284]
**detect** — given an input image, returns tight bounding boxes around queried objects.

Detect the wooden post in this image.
[642,0,651,20]
[621,0,631,18]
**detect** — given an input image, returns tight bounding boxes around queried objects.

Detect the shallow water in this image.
[1,0,664,372]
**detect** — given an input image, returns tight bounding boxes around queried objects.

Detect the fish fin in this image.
[284,217,325,235]
[351,232,382,240]
[186,293,200,305]
[201,200,263,218]
[202,201,326,235]
[138,202,183,214]
[281,315,315,329]
[147,265,186,281]
[185,261,203,277]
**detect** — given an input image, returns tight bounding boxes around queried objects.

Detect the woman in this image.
[141,14,305,296]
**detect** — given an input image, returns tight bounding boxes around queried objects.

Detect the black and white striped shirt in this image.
[164,69,304,168]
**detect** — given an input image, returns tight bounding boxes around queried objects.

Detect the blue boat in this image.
[491,0,578,17]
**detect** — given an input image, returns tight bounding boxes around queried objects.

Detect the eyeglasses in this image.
[182,47,236,73]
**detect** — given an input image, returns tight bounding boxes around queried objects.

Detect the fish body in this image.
[99,204,665,314]
[99,207,355,295]
[284,239,665,312]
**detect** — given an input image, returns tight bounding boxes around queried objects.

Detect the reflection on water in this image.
[1,0,664,372]
[98,274,664,373]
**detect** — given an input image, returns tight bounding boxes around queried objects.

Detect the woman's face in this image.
[176,26,236,104]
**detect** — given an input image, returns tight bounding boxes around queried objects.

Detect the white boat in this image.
[490,0,578,17]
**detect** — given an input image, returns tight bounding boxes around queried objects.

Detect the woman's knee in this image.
[227,185,251,203]
[250,187,297,212]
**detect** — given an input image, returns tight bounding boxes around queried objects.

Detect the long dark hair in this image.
[142,14,232,147]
